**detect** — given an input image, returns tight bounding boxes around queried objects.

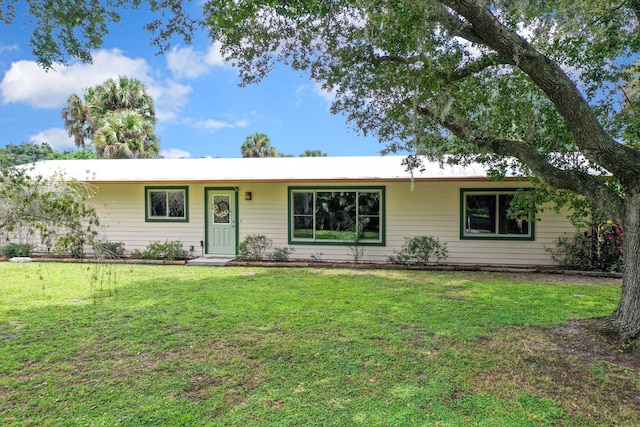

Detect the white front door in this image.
[206,189,236,255]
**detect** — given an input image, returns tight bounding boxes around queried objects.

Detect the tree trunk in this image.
[610,192,640,347]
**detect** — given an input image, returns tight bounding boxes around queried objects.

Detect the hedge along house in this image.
[26,156,575,266]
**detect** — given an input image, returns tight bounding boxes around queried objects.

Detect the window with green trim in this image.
[290,187,384,244]
[461,189,533,239]
[145,186,189,222]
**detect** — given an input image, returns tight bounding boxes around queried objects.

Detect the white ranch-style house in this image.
[26,156,576,266]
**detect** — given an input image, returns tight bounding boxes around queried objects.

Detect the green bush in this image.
[2,243,33,258]
[67,237,86,259]
[270,247,295,262]
[309,252,324,262]
[547,222,623,272]
[94,241,125,259]
[130,249,144,259]
[238,234,272,260]
[390,236,448,265]
[135,240,190,261]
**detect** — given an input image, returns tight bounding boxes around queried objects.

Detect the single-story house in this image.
[25,156,576,266]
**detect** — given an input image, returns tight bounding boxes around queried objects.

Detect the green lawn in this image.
[0,263,637,426]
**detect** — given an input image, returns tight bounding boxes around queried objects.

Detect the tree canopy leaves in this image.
[0,142,95,168]
[0,0,199,69]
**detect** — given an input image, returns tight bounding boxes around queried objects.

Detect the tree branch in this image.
[426,3,485,45]
[439,54,514,83]
[438,0,640,189]
[628,0,640,23]
[371,51,512,83]
[416,101,626,223]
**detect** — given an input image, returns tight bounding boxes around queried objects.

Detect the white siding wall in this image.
[88,180,575,266]
[91,183,207,256]
[384,181,571,266]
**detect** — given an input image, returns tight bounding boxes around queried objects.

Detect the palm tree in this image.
[93,110,160,159]
[61,76,158,157]
[241,133,277,157]
[61,92,92,148]
[97,76,156,124]
[300,149,327,157]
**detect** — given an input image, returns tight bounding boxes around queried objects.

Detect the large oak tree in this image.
[3,1,640,346]
[205,0,640,347]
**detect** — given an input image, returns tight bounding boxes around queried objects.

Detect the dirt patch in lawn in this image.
[467,319,640,424]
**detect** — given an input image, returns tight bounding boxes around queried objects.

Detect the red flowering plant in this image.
[593,220,624,271]
[549,219,623,272]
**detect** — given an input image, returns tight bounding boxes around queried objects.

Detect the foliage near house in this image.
[390,236,449,265]
[1,243,33,258]
[548,220,624,272]
[0,142,96,168]
[131,240,190,261]
[0,167,100,256]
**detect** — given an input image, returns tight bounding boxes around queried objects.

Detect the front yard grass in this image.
[1,263,638,426]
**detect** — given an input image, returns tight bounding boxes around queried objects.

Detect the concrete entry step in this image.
[187,256,236,266]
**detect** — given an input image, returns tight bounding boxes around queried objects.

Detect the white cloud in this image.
[0,44,18,54]
[193,119,234,130]
[28,128,75,150]
[192,117,249,131]
[205,42,230,69]
[0,49,152,108]
[148,79,192,122]
[294,85,306,106]
[166,42,231,80]
[160,148,191,158]
[0,48,193,123]
[313,82,336,105]
[166,46,210,79]
[294,83,336,107]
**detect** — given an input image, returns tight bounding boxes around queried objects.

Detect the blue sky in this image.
[0,7,389,159]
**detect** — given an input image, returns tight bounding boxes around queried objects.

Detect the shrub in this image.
[137,240,190,261]
[309,252,324,262]
[547,234,591,270]
[50,234,86,258]
[94,241,125,260]
[270,247,295,262]
[238,234,272,260]
[67,236,86,259]
[0,167,100,258]
[130,249,143,259]
[2,243,33,258]
[547,221,623,272]
[390,236,448,265]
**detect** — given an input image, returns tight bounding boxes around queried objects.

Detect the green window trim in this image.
[145,186,189,222]
[288,186,386,246]
[460,188,534,240]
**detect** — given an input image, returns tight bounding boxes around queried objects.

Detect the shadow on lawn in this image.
[1,265,638,426]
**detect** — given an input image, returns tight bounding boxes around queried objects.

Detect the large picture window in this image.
[145,186,189,222]
[461,189,533,240]
[289,187,384,244]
